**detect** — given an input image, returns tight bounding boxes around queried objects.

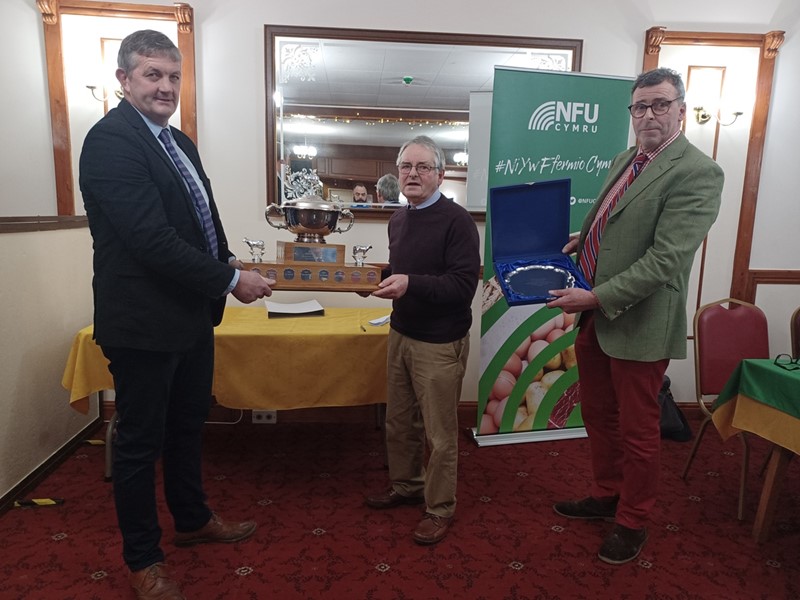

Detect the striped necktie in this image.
[579,152,649,284]
[158,128,218,259]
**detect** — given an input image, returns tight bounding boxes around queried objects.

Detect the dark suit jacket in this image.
[80,99,235,352]
[576,133,723,361]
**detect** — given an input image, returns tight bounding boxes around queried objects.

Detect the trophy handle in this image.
[334,209,355,234]
[265,204,288,230]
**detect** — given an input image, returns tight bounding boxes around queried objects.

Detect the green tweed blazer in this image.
[576,133,724,361]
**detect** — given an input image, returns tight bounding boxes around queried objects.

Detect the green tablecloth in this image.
[714,359,800,419]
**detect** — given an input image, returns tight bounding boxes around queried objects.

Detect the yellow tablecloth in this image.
[712,394,800,456]
[712,359,800,455]
[63,306,391,413]
[710,358,799,542]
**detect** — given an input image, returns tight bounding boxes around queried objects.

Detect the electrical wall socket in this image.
[252,410,277,424]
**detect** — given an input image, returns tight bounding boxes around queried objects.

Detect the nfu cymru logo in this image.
[528,101,599,133]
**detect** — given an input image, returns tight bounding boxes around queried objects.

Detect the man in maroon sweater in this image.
[365,136,480,545]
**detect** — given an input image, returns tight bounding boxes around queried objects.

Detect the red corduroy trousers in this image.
[575,311,669,529]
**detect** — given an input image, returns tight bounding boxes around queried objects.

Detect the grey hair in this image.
[632,67,685,99]
[397,135,445,171]
[118,29,181,73]
[376,173,400,202]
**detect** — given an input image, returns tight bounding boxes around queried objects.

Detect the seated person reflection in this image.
[351,182,372,207]
[377,173,402,206]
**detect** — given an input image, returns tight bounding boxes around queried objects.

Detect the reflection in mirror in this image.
[265,26,582,216]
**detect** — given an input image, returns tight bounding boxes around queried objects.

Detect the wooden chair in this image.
[791,306,800,359]
[681,298,770,520]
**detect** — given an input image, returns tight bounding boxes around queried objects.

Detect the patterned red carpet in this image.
[1,412,797,600]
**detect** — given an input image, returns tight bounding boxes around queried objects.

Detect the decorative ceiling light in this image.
[292,144,317,159]
[453,151,469,166]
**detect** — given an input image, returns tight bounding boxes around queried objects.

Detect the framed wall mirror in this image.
[265,25,582,220]
[37,0,197,218]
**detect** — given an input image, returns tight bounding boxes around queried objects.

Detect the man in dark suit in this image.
[547,68,723,565]
[79,30,274,599]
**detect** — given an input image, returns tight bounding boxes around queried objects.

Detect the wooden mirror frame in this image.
[36,0,197,217]
[643,26,786,301]
[264,25,583,222]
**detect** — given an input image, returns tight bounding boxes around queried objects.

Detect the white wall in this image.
[752,19,800,268]
[0,229,96,498]
[1,0,798,500]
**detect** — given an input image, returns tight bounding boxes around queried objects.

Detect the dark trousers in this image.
[102,332,214,571]
[575,311,669,529]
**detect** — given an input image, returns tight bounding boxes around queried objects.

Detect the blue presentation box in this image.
[490,179,590,306]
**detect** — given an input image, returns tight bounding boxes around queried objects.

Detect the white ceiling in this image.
[275,37,573,149]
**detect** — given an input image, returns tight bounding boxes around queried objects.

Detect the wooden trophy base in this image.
[243,241,378,292]
[242,239,380,292]
[242,260,381,292]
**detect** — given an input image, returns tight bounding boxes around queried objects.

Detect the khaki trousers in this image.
[384,329,469,518]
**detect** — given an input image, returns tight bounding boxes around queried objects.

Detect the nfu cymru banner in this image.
[476,67,633,446]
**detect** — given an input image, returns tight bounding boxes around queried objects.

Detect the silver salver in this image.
[503,264,575,297]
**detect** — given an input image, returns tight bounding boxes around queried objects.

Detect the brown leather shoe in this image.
[413,512,452,545]
[365,488,425,509]
[173,513,257,547]
[129,562,185,600]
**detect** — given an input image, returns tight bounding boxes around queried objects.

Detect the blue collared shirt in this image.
[409,190,441,210]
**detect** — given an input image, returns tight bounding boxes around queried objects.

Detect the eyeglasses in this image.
[398,163,438,175]
[774,353,800,371]
[627,97,683,118]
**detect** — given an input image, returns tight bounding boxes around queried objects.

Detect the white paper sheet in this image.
[264,299,324,317]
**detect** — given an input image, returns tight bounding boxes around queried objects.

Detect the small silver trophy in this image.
[352,244,372,267]
[243,237,266,263]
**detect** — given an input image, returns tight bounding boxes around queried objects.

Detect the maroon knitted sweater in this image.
[383,196,480,343]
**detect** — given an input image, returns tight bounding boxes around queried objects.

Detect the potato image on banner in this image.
[479,413,499,435]
[562,345,577,370]
[514,412,537,432]
[532,314,563,341]
[540,369,565,390]
[512,406,529,430]
[503,352,523,378]
[528,339,561,371]
[515,336,532,359]
[491,370,517,401]
[525,381,547,418]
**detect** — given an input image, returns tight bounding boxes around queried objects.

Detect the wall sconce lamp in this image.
[693,106,744,127]
[86,85,123,102]
[453,151,469,166]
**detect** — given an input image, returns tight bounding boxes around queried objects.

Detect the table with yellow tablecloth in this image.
[711,358,800,542]
[63,306,391,413]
